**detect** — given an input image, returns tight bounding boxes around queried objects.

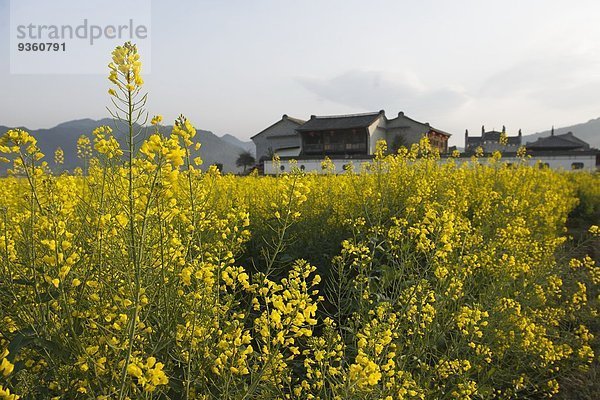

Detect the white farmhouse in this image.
[253,110,451,173]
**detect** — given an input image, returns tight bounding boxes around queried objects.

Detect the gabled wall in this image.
[254,112,452,162]
[252,118,302,161]
[386,113,431,147]
[367,115,387,154]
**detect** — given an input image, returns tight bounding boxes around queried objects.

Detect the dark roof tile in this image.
[466,131,521,146]
[526,132,590,150]
[296,111,383,132]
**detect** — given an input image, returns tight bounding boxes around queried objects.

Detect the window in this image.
[280,165,285,171]
[571,162,584,170]
[300,165,305,171]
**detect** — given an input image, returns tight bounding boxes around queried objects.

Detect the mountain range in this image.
[1,116,597,175]
[0,119,254,174]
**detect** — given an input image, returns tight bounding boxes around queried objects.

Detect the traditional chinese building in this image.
[444,129,599,171]
[526,130,590,152]
[251,115,306,161]
[252,110,451,166]
[524,130,597,170]
[464,125,522,153]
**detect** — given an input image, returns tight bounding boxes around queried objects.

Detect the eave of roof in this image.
[274,145,300,151]
[265,133,300,140]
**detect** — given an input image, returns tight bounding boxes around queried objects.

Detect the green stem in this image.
[118,82,142,400]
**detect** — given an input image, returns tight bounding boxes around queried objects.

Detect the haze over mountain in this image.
[2,115,597,175]
[0,119,255,174]
[221,134,255,155]
[522,118,600,148]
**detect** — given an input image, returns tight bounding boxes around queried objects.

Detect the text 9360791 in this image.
[17,42,66,52]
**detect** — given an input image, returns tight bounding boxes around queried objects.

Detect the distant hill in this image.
[523,117,600,148]
[0,119,251,174]
[220,134,254,155]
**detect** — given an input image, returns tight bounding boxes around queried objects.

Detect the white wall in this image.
[367,116,387,154]
[264,158,373,174]
[462,154,598,171]
[264,154,598,174]
[386,114,430,145]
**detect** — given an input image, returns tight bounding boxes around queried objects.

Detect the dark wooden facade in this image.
[300,128,369,156]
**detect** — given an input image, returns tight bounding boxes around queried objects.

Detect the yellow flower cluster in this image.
[76,134,92,160]
[53,147,64,166]
[109,41,143,91]
[0,350,14,377]
[0,129,45,169]
[93,125,123,159]
[0,42,597,399]
[0,350,18,399]
[456,305,489,338]
[0,386,18,400]
[124,356,169,392]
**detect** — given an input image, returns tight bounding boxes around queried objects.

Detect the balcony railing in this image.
[304,142,367,154]
[324,143,346,152]
[304,143,324,153]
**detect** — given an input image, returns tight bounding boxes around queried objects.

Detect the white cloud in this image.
[296,70,469,116]
[478,46,600,111]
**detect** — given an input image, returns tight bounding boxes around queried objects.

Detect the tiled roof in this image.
[526,132,590,150]
[483,131,502,141]
[296,111,383,132]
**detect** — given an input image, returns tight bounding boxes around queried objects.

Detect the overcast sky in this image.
[1,0,600,146]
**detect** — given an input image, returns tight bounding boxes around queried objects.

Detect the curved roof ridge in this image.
[311,110,383,119]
